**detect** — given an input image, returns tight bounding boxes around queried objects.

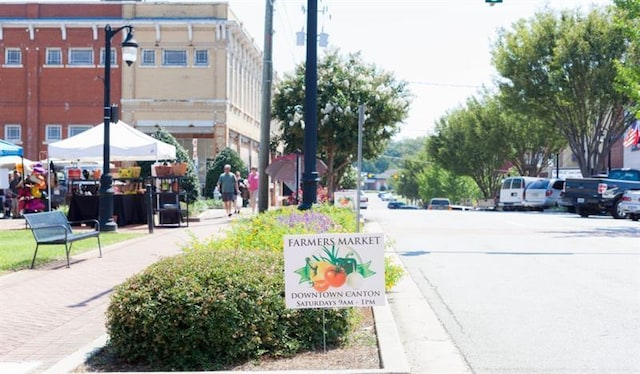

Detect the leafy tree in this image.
[613,0,640,116]
[272,48,412,198]
[427,96,510,199]
[492,7,634,176]
[499,98,567,176]
[204,147,245,199]
[395,153,427,203]
[369,137,427,174]
[416,164,481,205]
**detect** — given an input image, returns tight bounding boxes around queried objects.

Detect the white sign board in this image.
[284,233,385,309]
[333,190,357,209]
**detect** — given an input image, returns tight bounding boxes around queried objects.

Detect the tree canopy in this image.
[427,95,511,199]
[271,48,412,196]
[492,7,634,176]
[614,0,640,116]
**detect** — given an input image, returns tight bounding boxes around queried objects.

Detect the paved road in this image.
[365,195,640,374]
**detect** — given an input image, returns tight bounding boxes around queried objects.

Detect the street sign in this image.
[284,233,385,309]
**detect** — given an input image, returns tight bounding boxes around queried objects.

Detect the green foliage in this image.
[416,164,481,204]
[492,6,634,176]
[190,205,356,253]
[384,257,405,292]
[613,0,640,116]
[272,48,412,194]
[427,95,509,199]
[204,147,246,199]
[189,198,223,216]
[105,248,358,370]
[395,149,428,203]
[339,166,357,190]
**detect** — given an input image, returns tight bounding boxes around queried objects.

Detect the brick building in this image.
[0,1,267,185]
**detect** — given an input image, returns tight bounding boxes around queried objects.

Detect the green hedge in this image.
[106,248,356,370]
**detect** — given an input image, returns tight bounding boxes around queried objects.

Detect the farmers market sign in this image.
[284,233,385,309]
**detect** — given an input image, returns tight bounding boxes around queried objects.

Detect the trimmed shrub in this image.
[106,248,357,371]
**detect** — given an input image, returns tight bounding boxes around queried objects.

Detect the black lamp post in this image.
[98,24,138,232]
[298,0,319,211]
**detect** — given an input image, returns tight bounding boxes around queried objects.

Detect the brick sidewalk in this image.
[0,210,234,373]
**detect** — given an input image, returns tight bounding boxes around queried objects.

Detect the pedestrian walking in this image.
[217,164,238,217]
[235,171,247,214]
[248,166,259,213]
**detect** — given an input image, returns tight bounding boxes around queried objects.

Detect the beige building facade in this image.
[119,2,263,183]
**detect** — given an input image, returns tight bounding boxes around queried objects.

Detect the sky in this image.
[5,0,614,140]
[227,0,614,139]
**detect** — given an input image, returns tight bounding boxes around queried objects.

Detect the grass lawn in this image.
[0,228,143,272]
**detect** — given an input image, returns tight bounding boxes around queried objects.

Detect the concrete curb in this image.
[41,211,411,373]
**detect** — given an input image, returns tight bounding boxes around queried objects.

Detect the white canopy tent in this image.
[48,121,176,161]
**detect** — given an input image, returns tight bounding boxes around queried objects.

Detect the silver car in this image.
[620,189,640,221]
[523,178,565,211]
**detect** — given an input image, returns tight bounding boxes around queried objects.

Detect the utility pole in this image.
[258,0,274,213]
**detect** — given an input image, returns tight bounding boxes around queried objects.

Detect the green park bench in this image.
[23,211,102,269]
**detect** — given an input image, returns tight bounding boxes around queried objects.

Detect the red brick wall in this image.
[0,3,124,160]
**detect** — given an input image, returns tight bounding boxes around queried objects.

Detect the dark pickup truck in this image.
[562,168,640,219]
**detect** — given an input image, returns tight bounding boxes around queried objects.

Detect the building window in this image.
[141,49,156,66]
[68,125,92,137]
[69,48,94,66]
[5,48,22,66]
[45,125,62,143]
[45,48,63,65]
[194,49,209,66]
[162,49,187,66]
[99,48,117,66]
[4,125,22,143]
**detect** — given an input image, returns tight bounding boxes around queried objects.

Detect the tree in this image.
[271,48,412,198]
[427,96,511,199]
[499,98,567,176]
[395,152,428,203]
[492,8,634,176]
[204,147,245,199]
[416,164,481,205]
[613,0,640,116]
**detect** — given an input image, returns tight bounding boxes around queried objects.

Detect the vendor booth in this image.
[47,121,177,226]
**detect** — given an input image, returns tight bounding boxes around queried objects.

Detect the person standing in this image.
[247,166,259,213]
[217,164,238,217]
[235,171,248,214]
[8,171,22,218]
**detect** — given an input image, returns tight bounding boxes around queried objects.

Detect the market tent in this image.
[48,121,176,161]
[0,139,23,157]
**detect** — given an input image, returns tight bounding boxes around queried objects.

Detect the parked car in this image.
[562,168,640,218]
[523,178,565,211]
[427,198,451,210]
[379,192,395,201]
[387,201,406,209]
[398,204,421,209]
[498,176,539,211]
[360,195,369,209]
[387,201,419,209]
[619,189,640,221]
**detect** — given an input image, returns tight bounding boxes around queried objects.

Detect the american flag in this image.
[623,120,640,148]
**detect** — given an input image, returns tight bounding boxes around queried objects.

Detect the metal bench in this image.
[23,211,102,269]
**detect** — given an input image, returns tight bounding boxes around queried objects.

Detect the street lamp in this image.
[98,24,138,231]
